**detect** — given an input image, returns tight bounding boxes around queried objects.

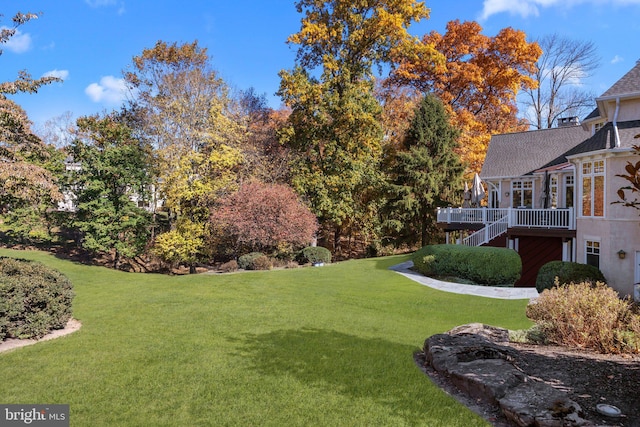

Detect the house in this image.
[437,61,640,297]
[57,155,163,213]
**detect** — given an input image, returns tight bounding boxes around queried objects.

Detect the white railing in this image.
[508,208,573,229]
[436,208,509,224]
[437,207,575,230]
[463,216,509,246]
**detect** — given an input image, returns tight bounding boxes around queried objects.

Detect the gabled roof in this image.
[564,120,640,157]
[583,108,600,122]
[600,61,640,98]
[481,125,590,179]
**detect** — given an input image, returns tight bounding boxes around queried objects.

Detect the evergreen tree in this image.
[384,94,464,247]
[70,111,153,268]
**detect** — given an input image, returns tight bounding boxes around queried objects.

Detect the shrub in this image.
[535,261,606,293]
[526,281,640,354]
[219,260,238,273]
[251,255,273,271]
[238,252,265,270]
[299,246,331,265]
[284,261,300,269]
[0,257,75,340]
[412,244,521,286]
[211,181,318,254]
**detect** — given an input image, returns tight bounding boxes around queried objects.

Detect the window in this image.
[512,180,533,208]
[581,160,604,217]
[594,122,604,134]
[585,240,600,269]
[564,175,574,208]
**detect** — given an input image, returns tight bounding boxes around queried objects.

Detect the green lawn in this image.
[0,249,532,426]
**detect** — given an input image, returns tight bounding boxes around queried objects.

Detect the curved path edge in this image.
[0,319,82,354]
[389,261,538,300]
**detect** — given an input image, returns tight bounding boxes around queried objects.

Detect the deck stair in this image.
[462,215,508,246]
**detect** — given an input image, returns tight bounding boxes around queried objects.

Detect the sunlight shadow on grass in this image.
[235,327,446,423]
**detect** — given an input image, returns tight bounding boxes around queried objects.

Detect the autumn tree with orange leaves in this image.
[279,0,442,255]
[389,20,541,174]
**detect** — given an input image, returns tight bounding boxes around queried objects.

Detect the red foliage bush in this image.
[211,181,318,253]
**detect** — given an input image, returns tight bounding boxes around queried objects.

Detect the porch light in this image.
[505,192,510,197]
[617,250,626,260]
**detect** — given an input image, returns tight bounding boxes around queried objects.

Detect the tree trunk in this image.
[420,217,428,248]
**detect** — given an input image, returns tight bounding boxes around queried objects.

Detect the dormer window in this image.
[593,122,604,135]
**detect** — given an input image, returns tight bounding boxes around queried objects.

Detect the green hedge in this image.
[0,257,75,340]
[535,261,606,293]
[299,246,331,265]
[412,244,521,286]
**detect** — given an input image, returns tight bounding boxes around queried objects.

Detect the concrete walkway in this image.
[389,261,539,300]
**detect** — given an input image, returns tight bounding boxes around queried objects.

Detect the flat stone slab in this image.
[422,323,596,427]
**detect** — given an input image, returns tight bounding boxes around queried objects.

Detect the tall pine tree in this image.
[384,94,464,247]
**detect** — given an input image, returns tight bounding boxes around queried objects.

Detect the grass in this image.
[0,249,532,426]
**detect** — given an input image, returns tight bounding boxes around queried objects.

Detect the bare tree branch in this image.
[521,34,600,129]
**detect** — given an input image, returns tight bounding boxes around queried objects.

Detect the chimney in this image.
[557,116,580,127]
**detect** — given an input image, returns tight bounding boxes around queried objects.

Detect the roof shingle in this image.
[600,61,640,97]
[480,126,590,179]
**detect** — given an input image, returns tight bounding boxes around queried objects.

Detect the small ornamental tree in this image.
[615,142,640,212]
[211,181,318,255]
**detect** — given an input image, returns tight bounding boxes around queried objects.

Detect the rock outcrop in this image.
[422,323,595,427]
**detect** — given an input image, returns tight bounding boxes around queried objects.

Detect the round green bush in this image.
[0,257,75,340]
[299,246,331,265]
[237,252,265,270]
[412,244,521,286]
[535,261,606,293]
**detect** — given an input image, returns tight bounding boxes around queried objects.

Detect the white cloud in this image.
[611,55,624,64]
[1,27,33,53]
[85,0,117,6]
[43,69,69,80]
[85,0,125,14]
[85,76,128,105]
[480,0,640,20]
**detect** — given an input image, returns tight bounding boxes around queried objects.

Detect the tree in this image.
[0,98,61,206]
[383,94,464,247]
[151,219,207,272]
[376,83,421,150]
[125,41,245,269]
[211,181,318,256]
[36,111,76,148]
[0,11,63,242]
[389,20,541,173]
[521,34,600,129]
[69,111,153,268]
[279,0,441,255]
[236,89,293,184]
[0,12,61,96]
[124,41,244,220]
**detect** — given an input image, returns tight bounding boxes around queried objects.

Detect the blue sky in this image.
[2,0,640,128]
